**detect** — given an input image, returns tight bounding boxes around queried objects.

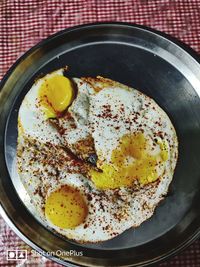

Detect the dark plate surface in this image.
[0,23,200,267]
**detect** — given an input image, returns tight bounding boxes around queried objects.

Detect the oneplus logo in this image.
[7,250,27,260]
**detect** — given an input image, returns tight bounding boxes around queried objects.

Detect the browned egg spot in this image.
[45,185,88,229]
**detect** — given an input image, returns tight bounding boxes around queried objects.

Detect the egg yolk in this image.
[45,185,88,229]
[38,74,74,118]
[90,133,168,189]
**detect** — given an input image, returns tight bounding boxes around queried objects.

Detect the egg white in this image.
[17,73,178,243]
[17,134,168,242]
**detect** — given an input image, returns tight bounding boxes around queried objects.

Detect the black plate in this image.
[0,23,200,267]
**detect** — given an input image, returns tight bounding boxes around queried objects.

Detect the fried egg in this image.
[18,69,74,145]
[17,70,178,243]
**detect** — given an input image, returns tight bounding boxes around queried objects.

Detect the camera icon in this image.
[7,250,27,261]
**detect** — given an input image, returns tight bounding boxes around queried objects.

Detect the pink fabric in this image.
[0,0,200,266]
[1,0,200,79]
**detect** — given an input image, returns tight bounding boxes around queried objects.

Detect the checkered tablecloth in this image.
[0,0,200,266]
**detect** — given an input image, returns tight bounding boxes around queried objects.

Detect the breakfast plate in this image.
[0,23,200,267]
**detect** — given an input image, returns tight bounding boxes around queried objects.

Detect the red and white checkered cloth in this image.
[0,0,200,266]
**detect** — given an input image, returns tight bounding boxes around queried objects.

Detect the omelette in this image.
[17,68,178,243]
